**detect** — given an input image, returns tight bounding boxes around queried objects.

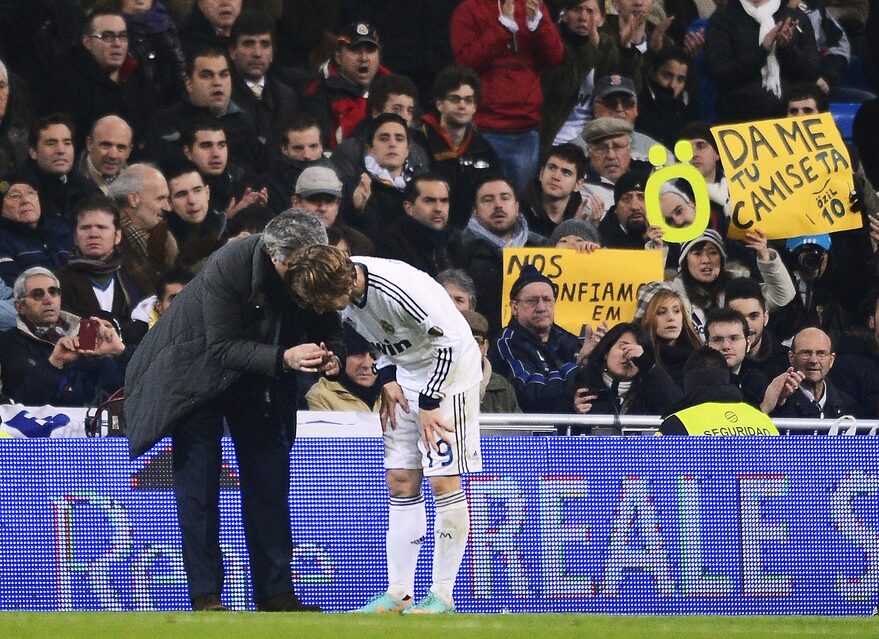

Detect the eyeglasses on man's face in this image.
[88,31,129,43]
[24,286,62,301]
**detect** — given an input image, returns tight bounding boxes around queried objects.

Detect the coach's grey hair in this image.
[436,268,477,310]
[13,267,59,300]
[107,163,160,208]
[0,59,7,82]
[263,208,329,260]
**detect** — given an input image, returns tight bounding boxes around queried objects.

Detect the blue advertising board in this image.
[0,437,876,614]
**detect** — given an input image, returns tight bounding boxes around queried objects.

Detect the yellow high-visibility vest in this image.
[667,401,779,436]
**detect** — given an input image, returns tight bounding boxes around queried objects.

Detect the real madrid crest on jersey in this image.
[428,326,444,337]
[379,320,395,334]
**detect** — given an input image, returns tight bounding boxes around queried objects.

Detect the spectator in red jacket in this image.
[451,0,564,194]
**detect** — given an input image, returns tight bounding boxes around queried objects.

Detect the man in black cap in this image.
[489,264,584,413]
[302,22,386,149]
[597,170,653,249]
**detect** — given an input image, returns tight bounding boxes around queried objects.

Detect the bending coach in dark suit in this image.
[125,210,344,612]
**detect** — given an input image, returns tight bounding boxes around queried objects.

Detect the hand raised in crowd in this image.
[619,12,646,48]
[816,77,830,94]
[761,367,806,413]
[49,337,81,369]
[227,187,268,219]
[618,341,644,365]
[379,381,409,431]
[645,225,665,249]
[743,227,771,261]
[774,17,798,48]
[352,172,372,213]
[682,29,705,58]
[577,321,609,364]
[419,407,455,452]
[576,191,605,226]
[283,342,333,373]
[90,318,125,357]
[573,387,599,414]
[649,16,674,53]
[525,0,540,22]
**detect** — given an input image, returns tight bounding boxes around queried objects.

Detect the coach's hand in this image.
[380,381,409,431]
[284,343,330,373]
[419,408,454,452]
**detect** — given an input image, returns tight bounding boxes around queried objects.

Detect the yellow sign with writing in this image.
[711,113,861,240]
[501,248,665,335]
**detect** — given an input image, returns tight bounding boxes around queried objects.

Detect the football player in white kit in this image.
[287,244,483,614]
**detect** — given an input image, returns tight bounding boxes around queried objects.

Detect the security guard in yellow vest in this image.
[659,347,779,436]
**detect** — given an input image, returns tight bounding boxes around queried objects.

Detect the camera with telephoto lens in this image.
[793,244,826,271]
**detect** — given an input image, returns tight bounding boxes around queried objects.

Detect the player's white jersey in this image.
[343,257,482,400]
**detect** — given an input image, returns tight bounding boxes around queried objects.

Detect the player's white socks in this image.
[386,494,426,600]
[430,490,470,603]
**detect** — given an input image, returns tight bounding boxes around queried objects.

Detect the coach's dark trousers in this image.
[171,375,297,605]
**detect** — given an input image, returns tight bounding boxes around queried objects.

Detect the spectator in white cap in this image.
[291,165,343,228]
[670,227,795,338]
[292,165,374,256]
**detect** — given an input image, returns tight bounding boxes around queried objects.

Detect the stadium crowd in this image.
[2,0,879,430]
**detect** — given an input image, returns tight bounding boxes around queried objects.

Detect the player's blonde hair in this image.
[286,244,355,308]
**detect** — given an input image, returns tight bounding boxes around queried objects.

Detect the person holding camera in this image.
[572,322,681,434]
[0,266,125,406]
[773,233,878,341]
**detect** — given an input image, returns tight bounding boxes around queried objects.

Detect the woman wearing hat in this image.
[669,228,795,339]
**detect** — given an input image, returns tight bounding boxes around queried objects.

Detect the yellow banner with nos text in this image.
[711,113,861,240]
[501,248,665,335]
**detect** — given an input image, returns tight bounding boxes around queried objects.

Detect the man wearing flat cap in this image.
[302,22,388,148]
[489,264,584,413]
[579,116,651,218]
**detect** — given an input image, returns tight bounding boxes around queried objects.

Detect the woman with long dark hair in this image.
[572,322,681,432]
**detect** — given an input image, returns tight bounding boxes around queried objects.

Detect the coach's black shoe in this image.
[257,592,321,612]
[191,593,229,611]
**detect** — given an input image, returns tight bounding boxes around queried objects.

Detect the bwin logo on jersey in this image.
[371,338,412,356]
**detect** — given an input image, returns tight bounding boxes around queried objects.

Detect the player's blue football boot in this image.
[401,592,456,614]
[349,591,412,614]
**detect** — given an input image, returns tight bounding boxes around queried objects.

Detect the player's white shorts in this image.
[383,382,482,476]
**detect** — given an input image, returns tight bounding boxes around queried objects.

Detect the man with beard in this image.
[458,176,548,335]
[57,195,140,330]
[597,170,651,249]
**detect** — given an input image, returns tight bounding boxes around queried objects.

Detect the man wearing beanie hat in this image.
[489,264,584,413]
[550,218,601,250]
[0,176,74,286]
[597,170,655,250]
